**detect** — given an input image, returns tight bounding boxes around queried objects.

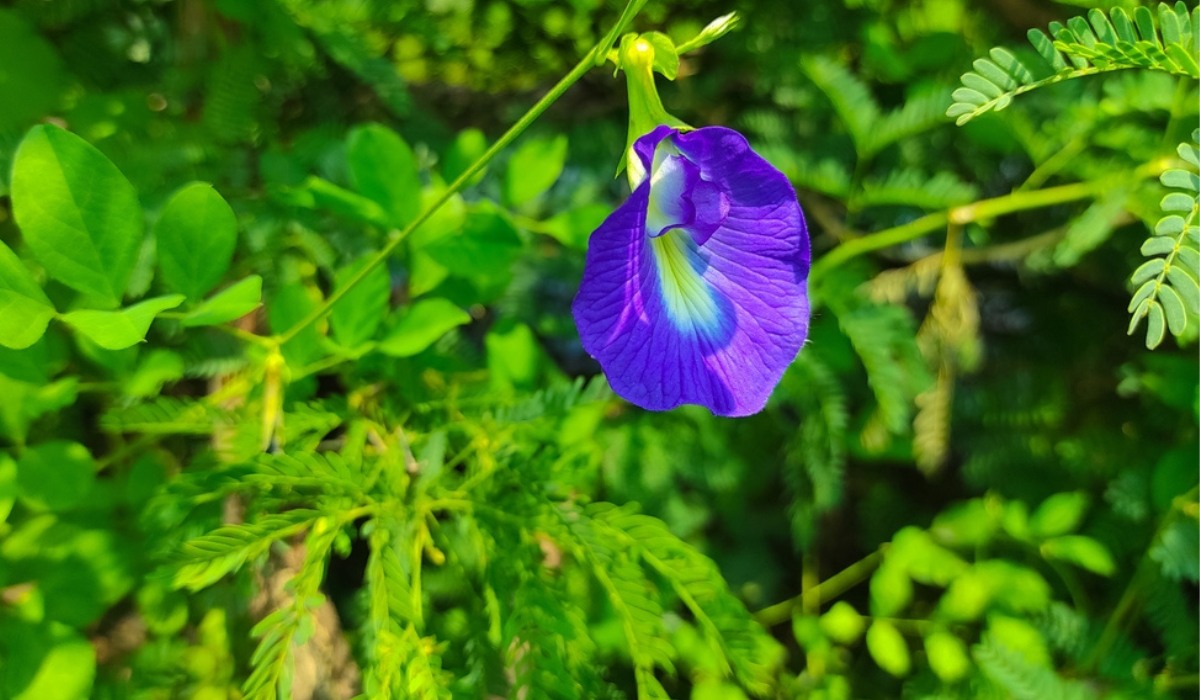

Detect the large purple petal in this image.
[572,126,810,417]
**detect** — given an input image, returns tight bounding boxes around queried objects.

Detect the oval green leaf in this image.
[1158,284,1187,335]
[1041,535,1116,576]
[925,630,971,682]
[379,298,471,357]
[819,601,865,645]
[866,620,910,677]
[11,125,143,304]
[0,240,55,349]
[181,275,263,328]
[329,258,391,349]
[503,133,567,208]
[347,123,421,227]
[154,182,237,301]
[1029,491,1088,539]
[1145,299,1166,349]
[16,440,95,511]
[61,294,185,350]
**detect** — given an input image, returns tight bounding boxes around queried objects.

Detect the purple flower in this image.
[572,125,811,417]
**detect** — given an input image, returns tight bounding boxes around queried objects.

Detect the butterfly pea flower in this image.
[572,124,811,417]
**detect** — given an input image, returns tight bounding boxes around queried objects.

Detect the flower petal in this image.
[573,126,809,417]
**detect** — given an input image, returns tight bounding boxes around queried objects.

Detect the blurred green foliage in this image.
[0,0,1197,699]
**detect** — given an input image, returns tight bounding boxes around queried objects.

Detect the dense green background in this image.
[0,0,1196,698]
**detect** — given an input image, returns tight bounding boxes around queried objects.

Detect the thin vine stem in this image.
[273,0,649,346]
[754,546,888,627]
[809,159,1171,285]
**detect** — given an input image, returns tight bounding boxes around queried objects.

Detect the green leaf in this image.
[153,182,238,301]
[931,498,998,548]
[542,203,609,250]
[1166,265,1200,311]
[0,454,14,525]
[1156,214,1185,236]
[1162,168,1200,191]
[1145,299,1167,348]
[503,134,567,208]
[1178,140,1200,167]
[181,275,263,327]
[284,176,391,228]
[61,295,185,350]
[1161,192,1195,212]
[869,560,912,617]
[1128,279,1157,313]
[1175,246,1200,276]
[1142,235,1178,255]
[424,203,522,297]
[329,258,391,349]
[16,440,96,511]
[0,10,68,132]
[347,123,421,227]
[802,56,880,152]
[819,601,865,644]
[173,510,321,591]
[10,125,143,304]
[268,282,324,367]
[1029,492,1089,539]
[1158,284,1188,335]
[2,620,96,700]
[925,630,971,682]
[0,240,55,349]
[1040,535,1116,576]
[124,350,185,398]
[378,298,471,357]
[1131,257,1167,284]
[643,31,679,79]
[866,620,910,677]
[442,128,489,184]
[1150,519,1200,582]
[1052,192,1129,267]
[0,375,77,445]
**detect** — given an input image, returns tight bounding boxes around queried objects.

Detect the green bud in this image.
[676,12,741,54]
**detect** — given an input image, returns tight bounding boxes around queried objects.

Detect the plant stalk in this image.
[810,159,1170,284]
[274,0,650,345]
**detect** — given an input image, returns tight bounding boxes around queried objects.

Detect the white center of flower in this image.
[644,144,723,335]
[645,149,690,237]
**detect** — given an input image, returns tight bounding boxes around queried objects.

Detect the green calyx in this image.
[616,33,689,186]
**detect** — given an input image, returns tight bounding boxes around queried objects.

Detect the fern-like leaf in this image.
[853,169,979,210]
[804,59,950,160]
[863,87,951,158]
[363,562,451,700]
[778,352,848,551]
[1129,128,1200,349]
[948,3,1199,125]
[837,302,933,438]
[171,509,322,591]
[801,56,880,154]
[101,397,228,435]
[551,504,674,700]
[243,520,339,700]
[504,574,600,700]
[973,639,1097,700]
[247,451,367,499]
[589,503,785,696]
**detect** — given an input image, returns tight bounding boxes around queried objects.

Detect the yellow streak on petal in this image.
[650,230,721,334]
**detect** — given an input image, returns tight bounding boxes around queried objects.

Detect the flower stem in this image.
[273,0,650,345]
[809,159,1170,285]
